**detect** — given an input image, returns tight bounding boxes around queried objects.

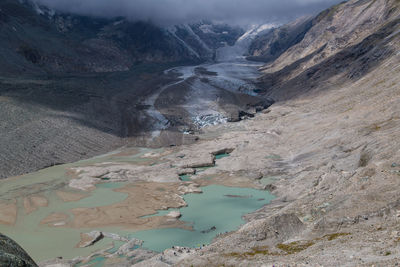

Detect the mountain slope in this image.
[255,0,400,100]
[0,0,248,179]
[247,16,313,62]
[0,0,203,76]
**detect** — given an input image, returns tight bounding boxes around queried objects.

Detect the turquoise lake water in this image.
[131,185,274,252]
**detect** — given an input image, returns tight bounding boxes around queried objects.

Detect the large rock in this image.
[166,211,182,219]
[76,231,103,248]
[238,213,305,243]
[0,233,37,267]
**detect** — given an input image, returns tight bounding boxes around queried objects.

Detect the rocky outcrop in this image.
[0,233,37,267]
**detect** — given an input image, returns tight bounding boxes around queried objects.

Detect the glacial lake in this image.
[0,147,274,263]
[132,185,274,252]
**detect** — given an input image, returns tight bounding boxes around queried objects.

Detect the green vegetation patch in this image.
[225,246,278,258]
[323,233,351,241]
[276,241,315,254]
[226,232,352,259]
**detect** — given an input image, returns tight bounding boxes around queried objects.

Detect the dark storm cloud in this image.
[34,0,342,25]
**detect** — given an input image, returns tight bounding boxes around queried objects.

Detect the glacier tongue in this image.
[145,22,275,136]
[216,23,277,62]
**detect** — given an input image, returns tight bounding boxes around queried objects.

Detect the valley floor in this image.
[1,0,400,266]
[5,45,396,266]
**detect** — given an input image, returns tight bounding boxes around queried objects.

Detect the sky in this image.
[33,0,343,26]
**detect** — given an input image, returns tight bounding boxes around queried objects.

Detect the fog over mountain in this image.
[33,0,343,25]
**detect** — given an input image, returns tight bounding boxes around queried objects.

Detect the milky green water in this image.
[0,147,274,264]
[214,153,230,160]
[131,185,274,252]
[0,148,156,262]
[0,181,129,262]
[179,174,192,181]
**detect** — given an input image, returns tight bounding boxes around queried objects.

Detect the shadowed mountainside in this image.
[0,0,246,179]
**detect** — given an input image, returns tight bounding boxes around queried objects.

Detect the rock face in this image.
[0,233,37,267]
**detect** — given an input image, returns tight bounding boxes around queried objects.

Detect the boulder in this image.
[0,233,37,267]
[166,211,182,219]
[178,183,203,194]
[77,231,103,248]
[177,168,196,176]
[114,238,144,255]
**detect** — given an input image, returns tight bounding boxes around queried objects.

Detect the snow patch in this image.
[181,24,213,53]
[167,27,201,58]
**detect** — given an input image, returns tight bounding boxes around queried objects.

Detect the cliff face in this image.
[254,0,400,100]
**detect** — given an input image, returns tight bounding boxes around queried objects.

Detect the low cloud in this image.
[34,0,342,25]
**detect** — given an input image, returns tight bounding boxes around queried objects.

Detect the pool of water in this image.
[179,174,192,181]
[131,185,274,252]
[215,153,230,160]
[76,256,107,267]
[0,182,128,262]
